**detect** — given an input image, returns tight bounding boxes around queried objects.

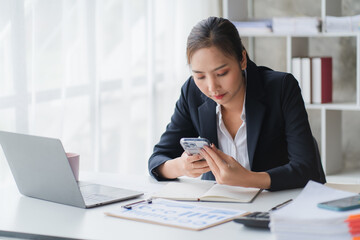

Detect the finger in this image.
[212,145,239,167]
[200,148,220,177]
[182,151,202,159]
[186,153,203,163]
[211,144,237,165]
[192,165,211,173]
[189,167,211,177]
[198,166,210,173]
[211,144,227,158]
[203,145,229,169]
[192,160,209,169]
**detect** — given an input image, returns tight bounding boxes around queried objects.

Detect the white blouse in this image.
[215,95,250,170]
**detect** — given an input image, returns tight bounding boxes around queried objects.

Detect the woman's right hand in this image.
[177,152,210,178]
[157,152,210,179]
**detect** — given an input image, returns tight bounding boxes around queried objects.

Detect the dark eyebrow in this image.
[192,64,228,73]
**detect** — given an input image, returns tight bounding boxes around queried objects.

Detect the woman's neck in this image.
[221,83,246,115]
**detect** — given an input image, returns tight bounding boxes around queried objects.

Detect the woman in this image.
[148,16,326,191]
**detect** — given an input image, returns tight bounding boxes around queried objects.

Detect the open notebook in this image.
[151,180,262,203]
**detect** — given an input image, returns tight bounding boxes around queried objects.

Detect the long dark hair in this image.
[186,17,246,65]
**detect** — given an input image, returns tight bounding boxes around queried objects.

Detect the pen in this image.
[122,198,152,210]
[269,199,293,212]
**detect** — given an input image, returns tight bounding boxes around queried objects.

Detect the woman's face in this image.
[190,46,247,107]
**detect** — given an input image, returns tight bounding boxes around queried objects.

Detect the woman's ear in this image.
[240,50,247,70]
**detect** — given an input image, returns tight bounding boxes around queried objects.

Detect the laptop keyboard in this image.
[83,193,115,201]
[79,182,138,206]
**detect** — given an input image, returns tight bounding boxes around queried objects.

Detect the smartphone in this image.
[180,137,210,155]
[317,195,360,211]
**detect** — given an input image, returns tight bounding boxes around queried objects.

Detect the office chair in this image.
[313,137,326,184]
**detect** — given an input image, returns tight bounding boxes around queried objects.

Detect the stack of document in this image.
[272,17,320,34]
[270,181,360,240]
[232,19,272,34]
[325,15,360,32]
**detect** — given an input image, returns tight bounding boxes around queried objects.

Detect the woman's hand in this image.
[178,152,211,178]
[157,152,210,179]
[200,144,271,189]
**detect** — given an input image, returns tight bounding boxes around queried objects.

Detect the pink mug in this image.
[66,153,80,181]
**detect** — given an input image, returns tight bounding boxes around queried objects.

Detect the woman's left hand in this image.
[200,144,271,189]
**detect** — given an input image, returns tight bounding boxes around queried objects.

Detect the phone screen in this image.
[317,195,360,211]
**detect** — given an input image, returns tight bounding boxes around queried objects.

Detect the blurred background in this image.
[1,0,359,186]
[0,0,221,185]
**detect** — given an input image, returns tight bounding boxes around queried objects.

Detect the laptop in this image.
[0,131,143,208]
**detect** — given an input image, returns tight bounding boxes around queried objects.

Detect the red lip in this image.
[214,94,226,100]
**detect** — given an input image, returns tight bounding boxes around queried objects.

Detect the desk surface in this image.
[0,172,301,240]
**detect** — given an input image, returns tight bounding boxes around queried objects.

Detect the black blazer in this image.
[148,59,326,191]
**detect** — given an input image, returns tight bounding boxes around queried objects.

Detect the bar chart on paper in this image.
[105,198,246,230]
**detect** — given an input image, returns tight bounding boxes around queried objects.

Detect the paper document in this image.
[270,181,360,240]
[105,198,246,231]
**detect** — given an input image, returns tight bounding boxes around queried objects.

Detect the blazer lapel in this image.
[245,60,266,168]
[198,98,218,181]
[198,99,218,147]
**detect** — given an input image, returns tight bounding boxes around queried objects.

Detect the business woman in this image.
[148,16,326,191]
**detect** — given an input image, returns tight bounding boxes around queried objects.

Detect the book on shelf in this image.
[301,57,312,104]
[325,15,360,32]
[292,57,302,94]
[291,57,332,104]
[312,57,332,104]
[292,57,312,104]
[151,180,262,203]
[272,17,320,34]
[232,19,272,34]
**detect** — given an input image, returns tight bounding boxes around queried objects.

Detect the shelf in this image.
[326,167,360,184]
[306,103,360,111]
[225,0,360,177]
[238,32,359,38]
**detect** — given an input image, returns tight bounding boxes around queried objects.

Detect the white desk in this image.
[0,172,301,240]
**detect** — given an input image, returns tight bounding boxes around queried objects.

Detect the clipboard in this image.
[105,198,246,231]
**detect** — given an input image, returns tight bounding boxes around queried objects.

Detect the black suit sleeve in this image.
[266,74,324,191]
[148,78,198,180]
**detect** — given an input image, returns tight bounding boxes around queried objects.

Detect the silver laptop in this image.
[0,131,143,208]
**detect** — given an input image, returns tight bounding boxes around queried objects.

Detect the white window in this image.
[0,0,220,185]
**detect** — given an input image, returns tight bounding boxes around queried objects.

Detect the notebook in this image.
[0,131,143,208]
[151,180,262,203]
